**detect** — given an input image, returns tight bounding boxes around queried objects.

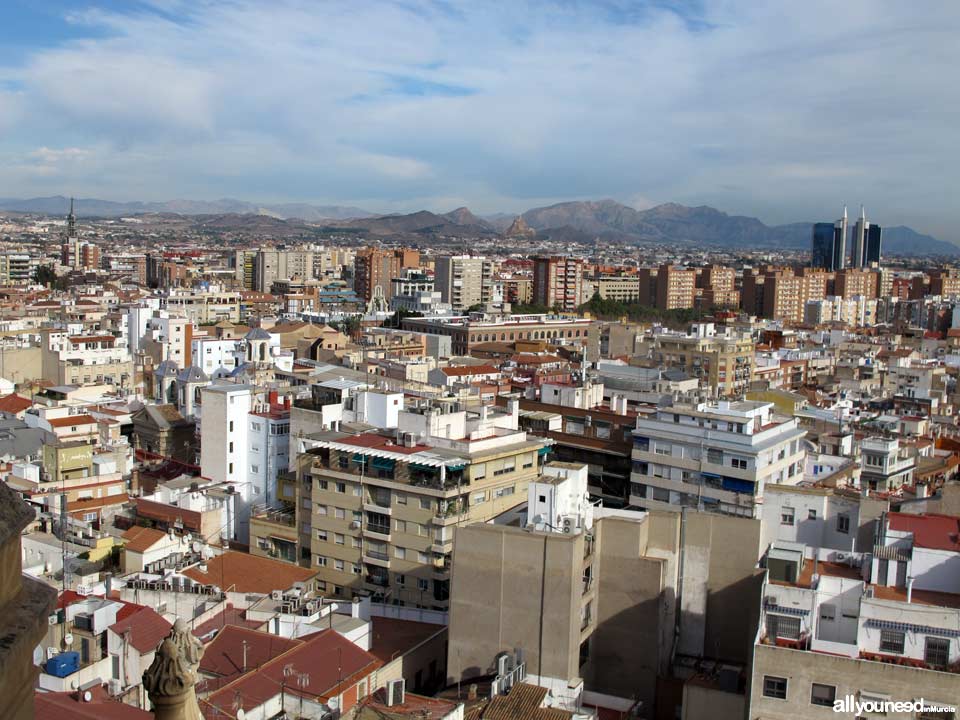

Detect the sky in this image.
[0,0,957,238]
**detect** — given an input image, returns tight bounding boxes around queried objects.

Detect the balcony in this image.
[363,549,390,568]
[365,574,389,588]
[362,524,391,542]
[363,502,392,516]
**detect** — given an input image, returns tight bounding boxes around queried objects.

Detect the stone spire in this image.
[143,620,205,720]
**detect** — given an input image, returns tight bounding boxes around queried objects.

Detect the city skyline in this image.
[1,1,958,238]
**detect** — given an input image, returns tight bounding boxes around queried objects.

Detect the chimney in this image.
[268,389,278,406]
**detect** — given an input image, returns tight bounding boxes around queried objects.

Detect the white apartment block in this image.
[199,383,253,541]
[630,400,807,518]
[435,255,494,312]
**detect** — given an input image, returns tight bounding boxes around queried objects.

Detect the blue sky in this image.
[0,0,957,238]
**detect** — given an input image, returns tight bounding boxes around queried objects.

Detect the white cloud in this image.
[0,1,956,235]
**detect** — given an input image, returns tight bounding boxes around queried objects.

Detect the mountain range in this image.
[0,195,954,255]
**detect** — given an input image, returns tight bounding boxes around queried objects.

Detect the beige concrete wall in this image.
[750,642,960,719]
[584,516,665,705]
[447,523,582,684]
[0,345,42,386]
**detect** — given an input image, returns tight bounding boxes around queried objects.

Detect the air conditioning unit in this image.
[561,516,575,534]
[281,602,295,614]
[48,614,58,626]
[271,590,283,601]
[350,521,361,529]
[764,594,778,606]
[108,679,122,696]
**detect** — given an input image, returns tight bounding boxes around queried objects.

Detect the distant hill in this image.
[519,200,959,255]
[1,194,953,255]
[0,196,372,221]
[442,206,493,230]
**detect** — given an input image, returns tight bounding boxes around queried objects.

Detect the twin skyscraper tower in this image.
[811,206,882,271]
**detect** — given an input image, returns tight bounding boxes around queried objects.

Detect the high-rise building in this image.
[533,256,585,311]
[435,255,494,311]
[354,247,420,302]
[811,207,848,271]
[850,206,883,268]
[655,264,697,310]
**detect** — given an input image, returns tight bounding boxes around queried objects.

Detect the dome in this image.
[154,360,180,377]
[245,327,272,341]
[177,365,209,383]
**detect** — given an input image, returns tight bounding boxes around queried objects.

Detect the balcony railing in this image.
[365,574,389,587]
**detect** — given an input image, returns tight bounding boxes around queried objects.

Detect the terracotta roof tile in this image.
[181,550,316,595]
[109,606,171,654]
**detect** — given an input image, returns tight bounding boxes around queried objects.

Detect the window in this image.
[762,675,787,700]
[395,547,406,560]
[472,492,486,504]
[351,537,361,549]
[766,614,801,640]
[336,482,346,493]
[417,578,429,591]
[397,574,406,586]
[352,563,362,575]
[880,629,905,654]
[334,507,345,520]
[229,421,234,432]
[810,683,835,706]
[316,504,328,516]
[819,604,836,621]
[319,479,328,490]
[316,530,328,541]
[316,555,327,567]
[731,458,748,470]
[781,507,795,526]
[228,462,233,474]
[836,513,850,534]
[335,533,345,545]
[251,464,259,474]
[419,497,432,510]
[418,551,429,563]
[394,519,407,533]
[924,636,950,667]
[352,510,362,522]
[334,559,344,571]
[396,494,407,505]
[808,509,817,520]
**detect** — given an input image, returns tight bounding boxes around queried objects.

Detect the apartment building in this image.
[500,275,533,305]
[591,274,641,303]
[296,403,551,609]
[40,330,133,389]
[742,267,830,323]
[0,253,33,285]
[834,268,879,299]
[435,255,495,311]
[402,313,596,358]
[162,289,241,324]
[655,264,697,310]
[750,521,960,718]
[449,467,765,717]
[354,247,420,302]
[533,256,585,311]
[253,248,317,292]
[630,400,807,519]
[859,436,916,493]
[644,323,754,397]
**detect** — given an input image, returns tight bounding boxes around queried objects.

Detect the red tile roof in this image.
[122,525,167,553]
[181,550,316,595]
[888,512,960,552]
[0,393,32,413]
[49,414,97,428]
[200,625,301,679]
[35,688,152,720]
[203,629,382,716]
[441,364,499,377]
[134,498,203,531]
[109,606,172,654]
[68,335,118,344]
[192,604,265,640]
[341,432,432,455]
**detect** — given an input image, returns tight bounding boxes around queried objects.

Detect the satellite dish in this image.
[192,541,202,553]
[33,646,44,666]
[83,691,93,702]
[64,633,74,646]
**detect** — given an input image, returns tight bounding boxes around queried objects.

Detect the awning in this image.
[371,457,395,471]
[445,462,467,472]
[537,446,551,457]
[409,463,438,473]
[352,453,368,464]
[865,618,960,638]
